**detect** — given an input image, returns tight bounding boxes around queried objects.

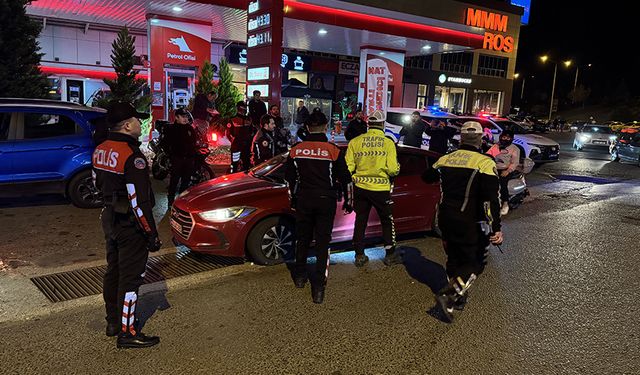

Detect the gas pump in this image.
[172,89,191,109]
[164,67,196,119]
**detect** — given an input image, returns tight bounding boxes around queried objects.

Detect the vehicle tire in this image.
[246,216,295,266]
[611,149,620,162]
[67,170,103,208]
[199,164,215,182]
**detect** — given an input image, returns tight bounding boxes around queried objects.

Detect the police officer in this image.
[252,114,276,166]
[346,110,401,267]
[161,108,198,207]
[248,90,267,127]
[227,101,254,173]
[92,102,161,348]
[431,121,504,322]
[285,109,352,304]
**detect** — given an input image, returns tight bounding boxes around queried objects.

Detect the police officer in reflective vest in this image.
[345,110,401,267]
[92,102,161,348]
[431,121,504,322]
[285,109,353,304]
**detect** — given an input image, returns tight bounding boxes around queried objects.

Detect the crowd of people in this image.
[90,97,509,349]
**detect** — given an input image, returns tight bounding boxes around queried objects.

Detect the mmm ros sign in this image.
[465,8,514,53]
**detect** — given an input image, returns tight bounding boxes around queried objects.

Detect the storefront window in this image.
[229,64,246,97]
[288,71,308,85]
[472,89,503,115]
[434,86,466,114]
[416,84,428,109]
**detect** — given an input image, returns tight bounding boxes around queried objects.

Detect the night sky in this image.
[515,0,637,106]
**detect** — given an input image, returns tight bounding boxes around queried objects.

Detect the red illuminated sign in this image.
[465,8,514,53]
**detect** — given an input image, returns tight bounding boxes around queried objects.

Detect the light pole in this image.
[540,55,572,121]
[513,73,526,103]
[573,63,592,92]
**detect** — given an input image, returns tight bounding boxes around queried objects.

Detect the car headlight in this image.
[198,207,254,223]
[609,135,617,140]
[580,134,591,141]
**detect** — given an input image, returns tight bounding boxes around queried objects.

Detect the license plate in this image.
[170,219,182,232]
[593,140,607,145]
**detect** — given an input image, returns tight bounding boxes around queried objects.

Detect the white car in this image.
[384,107,459,149]
[455,116,560,162]
[573,124,616,151]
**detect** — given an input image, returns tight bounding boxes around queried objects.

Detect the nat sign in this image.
[465,8,514,53]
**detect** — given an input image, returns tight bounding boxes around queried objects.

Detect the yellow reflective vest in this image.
[345,128,400,191]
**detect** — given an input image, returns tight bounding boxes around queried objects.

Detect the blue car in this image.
[0,98,106,208]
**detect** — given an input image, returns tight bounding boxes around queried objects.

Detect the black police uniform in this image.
[161,121,198,205]
[425,124,457,155]
[284,133,352,303]
[344,118,367,141]
[432,144,501,321]
[400,119,426,147]
[251,128,275,166]
[93,128,160,347]
[227,114,254,173]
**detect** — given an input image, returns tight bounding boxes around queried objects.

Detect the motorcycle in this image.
[505,157,534,209]
[150,120,171,180]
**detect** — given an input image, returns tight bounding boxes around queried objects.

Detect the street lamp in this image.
[539,55,573,121]
[513,73,526,101]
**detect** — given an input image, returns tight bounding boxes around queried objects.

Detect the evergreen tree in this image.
[95,27,151,111]
[0,0,50,98]
[94,27,151,138]
[214,58,243,127]
[195,60,216,96]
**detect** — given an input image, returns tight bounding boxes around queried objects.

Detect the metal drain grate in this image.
[31,250,244,303]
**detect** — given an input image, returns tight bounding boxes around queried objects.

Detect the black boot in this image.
[382,248,402,266]
[116,332,160,349]
[435,292,456,323]
[293,275,307,288]
[312,284,325,304]
[354,254,369,267]
[105,322,120,337]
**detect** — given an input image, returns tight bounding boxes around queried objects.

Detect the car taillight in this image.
[209,132,218,143]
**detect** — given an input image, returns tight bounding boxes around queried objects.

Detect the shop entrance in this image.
[434,86,467,113]
[164,67,196,119]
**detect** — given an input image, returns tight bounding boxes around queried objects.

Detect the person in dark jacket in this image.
[248,90,267,127]
[92,102,161,348]
[425,118,457,156]
[399,111,426,148]
[252,115,276,166]
[285,109,353,304]
[294,100,309,126]
[227,101,254,173]
[344,110,367,141]
[160,108,198,207]
[431,121,504,323]
[269,104,290,154]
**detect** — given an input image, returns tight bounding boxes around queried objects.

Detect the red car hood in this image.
[177,172,282,211]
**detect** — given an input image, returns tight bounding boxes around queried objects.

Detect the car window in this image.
[22,112,80,139]
[250,153,287,181]
[494,120,526,134]
[398,153,428,176]
[582,126,612,134]
[386,111,410,126]
[0,112,11,141]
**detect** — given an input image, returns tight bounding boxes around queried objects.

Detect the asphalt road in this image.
[1,131,639,374]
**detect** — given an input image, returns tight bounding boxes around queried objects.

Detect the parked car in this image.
[610,128,640,165]
[454,116,560,163]
[171,145,441,265]
[573,124,616,151]
[0,98,105,207]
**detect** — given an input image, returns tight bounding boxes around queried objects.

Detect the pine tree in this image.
[214,58,243,127]
[195,60,216,96]
[95,27,151,111]
[94,27,151,138]
[0,0,50,98]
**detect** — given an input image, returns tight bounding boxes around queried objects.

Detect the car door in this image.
[12,109,89,183]
[0,111,16,183]
[392,151,437,233]
[617,134,634,160]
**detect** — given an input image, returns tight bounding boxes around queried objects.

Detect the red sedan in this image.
[170,145,441,265]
